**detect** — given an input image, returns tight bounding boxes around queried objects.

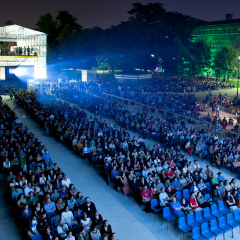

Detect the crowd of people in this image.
[0,46,37,56]
[12,87,240,232]
[1,94,117,240]
[150,74,234,92]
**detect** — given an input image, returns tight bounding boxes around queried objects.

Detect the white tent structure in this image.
[0,24,47,79]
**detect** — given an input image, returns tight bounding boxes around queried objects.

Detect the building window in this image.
[236,39,240,49]
[210,41,214,49]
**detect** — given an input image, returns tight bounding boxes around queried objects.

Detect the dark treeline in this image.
[34,2,238,77]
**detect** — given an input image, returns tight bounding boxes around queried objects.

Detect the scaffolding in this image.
[0,24,47,78]
[192,20,240,55]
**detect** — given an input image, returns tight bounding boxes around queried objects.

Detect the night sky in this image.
[1,0,240,29]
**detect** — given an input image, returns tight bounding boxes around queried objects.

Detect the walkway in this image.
[2,95,240,240]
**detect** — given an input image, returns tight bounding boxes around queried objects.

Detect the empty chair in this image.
[234,209,240,223]
[176,191,182,201]
[74,210,82,221]
[210,219,224,239]
[205,182,211,192]
[192,227,207,240]
[196,210,208,224]
[201,223,216,240]
[204,207,216,222]
[151,199,162,221]
[219,216,233,238]
[32,235,43,240]
[51,215,60,234]
[227,213,240,237]
[218,201,230,215]
[177,217,192,238]
[211,204,223,218]
[162,207,175,230]
[187,213,200,228]
[204,194,211,200]
[183,189,190,201]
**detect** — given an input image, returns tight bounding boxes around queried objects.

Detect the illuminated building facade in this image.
[192,16,240,54]
[0,24,47,89]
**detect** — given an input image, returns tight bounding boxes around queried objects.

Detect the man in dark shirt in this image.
[103,159,111,185]
[81,197,97,217]
[131,177,141,204]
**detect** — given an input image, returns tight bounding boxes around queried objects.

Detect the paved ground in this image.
[2,95,240,240]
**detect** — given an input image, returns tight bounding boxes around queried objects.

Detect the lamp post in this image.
[58,54,63,75]
[238,56,240,98]
[173,57,184,80]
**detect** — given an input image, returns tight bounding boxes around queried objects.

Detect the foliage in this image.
[35,3,212,73]
[184,40,212,75]
[214,46,239,77]
[5,20,14,25]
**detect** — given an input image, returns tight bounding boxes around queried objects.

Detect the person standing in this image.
[4,85,8,95]
[215,103,220,118]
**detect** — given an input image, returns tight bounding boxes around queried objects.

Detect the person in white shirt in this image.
[61,175,71,189]
[61,206,78,226]
[81,212,91,231]
[159,187,170,206]
[193,160,200,171]
[57,219,69,239]
[9,178,19,191]
[19,177,28,188]
[27,216,39,239]
[39,173,46,186]
[72,136,78,149]
[41,146,47,155]
[15,118,22,124]
[104,155,112,163]
[24,183,34,197]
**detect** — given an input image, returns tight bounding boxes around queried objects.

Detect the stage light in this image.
[10,67,27,76]
[34,67,46,79]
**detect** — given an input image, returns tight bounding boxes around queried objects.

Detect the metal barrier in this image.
[102,93,240,142]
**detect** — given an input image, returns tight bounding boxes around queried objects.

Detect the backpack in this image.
[70,224,81,236]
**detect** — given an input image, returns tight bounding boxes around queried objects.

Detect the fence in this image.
[102,93,240,142]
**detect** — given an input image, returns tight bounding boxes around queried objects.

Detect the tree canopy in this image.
[34,3,223,74]
[214,46,239,78]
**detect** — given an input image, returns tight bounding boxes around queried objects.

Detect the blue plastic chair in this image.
[234,209,240,223]
[74,210,82,221]
[196,210,208,224]
[201,223,216,239]
[151,199,162,221]
[32,235,43,240]
[204,207,216,221]
[219,216,233,238]
[205,182,211,192]
[192,227,207,240]
[204,194,211,200]
[211,204,223,218]
[162,207,175,230]
[177,217,192,238]
[187,213,200,228]
[210,219,224,238]
[50,216,59,234]
[218,201,230,215]
[203,151,208,158]
[176,191,182,201]
[227,213,240,237]
[183,189,190,201]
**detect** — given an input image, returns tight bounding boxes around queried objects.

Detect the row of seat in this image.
[177,185,211,201]
[153,199,238,239]
[180,210,240,240]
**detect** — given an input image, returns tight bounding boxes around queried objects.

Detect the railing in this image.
[102,93,240,142]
